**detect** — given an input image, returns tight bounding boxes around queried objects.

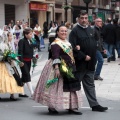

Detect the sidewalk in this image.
[95,58,120,101]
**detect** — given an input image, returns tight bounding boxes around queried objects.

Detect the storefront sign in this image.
[29,3,47,11]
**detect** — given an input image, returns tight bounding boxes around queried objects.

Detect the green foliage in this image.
[62,5,73,10]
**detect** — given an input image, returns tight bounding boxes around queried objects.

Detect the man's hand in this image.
[103,49,107,54]
[85,55,91,61]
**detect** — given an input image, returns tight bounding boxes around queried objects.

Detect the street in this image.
[0,39,120,120]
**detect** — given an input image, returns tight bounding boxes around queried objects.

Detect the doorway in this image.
[55,13,62,24]
[30,10,38,29]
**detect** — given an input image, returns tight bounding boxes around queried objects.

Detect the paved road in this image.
[0,39,120,120]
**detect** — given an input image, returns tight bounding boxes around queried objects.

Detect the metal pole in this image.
[53,5,54,22]
[65,0,68,22]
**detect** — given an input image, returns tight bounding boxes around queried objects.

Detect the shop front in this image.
[29,2,48,29]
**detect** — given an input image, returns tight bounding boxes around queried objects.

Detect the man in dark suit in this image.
[18,28,34,97]
[94,18,107,80]
[102,18,116,62]
[69,11,108,112]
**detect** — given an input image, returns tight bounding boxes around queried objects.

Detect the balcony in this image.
[55,0,73,3]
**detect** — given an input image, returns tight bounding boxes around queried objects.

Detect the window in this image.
[5,4,15,25]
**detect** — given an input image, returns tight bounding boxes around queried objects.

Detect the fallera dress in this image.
[33,38,82,110]
[0,41,23,94]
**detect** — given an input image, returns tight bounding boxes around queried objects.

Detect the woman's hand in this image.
[19,62,24,67]
[54,68,60,78]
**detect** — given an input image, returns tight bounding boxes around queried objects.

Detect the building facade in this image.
[71,0,120,23]
[0,0,119,29]
[0,0,29,28]
[0,0,55,30]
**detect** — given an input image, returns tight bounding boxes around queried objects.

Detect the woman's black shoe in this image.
[10,97,17,101]
[68,109,82,115]
[48,108,58,114]
[19,94,29,97]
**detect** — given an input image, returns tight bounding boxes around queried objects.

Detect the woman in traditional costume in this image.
[33,25,82,115]
[0,32,24,101]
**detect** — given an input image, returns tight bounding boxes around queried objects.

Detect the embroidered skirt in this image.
[33,59,82,109]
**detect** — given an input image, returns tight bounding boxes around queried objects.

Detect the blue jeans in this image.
[116,41,120,57]
[94,50,104,76]
[104,42,114,58]
[112,42,120,59]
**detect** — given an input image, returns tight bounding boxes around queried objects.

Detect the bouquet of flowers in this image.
[32,48,39,74]
[2,49,21,63]
[60,59,75,79]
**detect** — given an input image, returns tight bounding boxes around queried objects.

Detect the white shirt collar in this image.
[77,23,88,28]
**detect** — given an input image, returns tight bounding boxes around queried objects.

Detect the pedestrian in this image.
[48,22,57,59]
[65,22,72,40]
[102,18,116,62]
[34,23,41,37]
[18,28,34,97]
[0,32,24,101]
[43,21,48,39]
[69,11,108,112]
[33,25,82,115]
[112,19,120,59]
[73,17,78,28]
[93,18,107,80]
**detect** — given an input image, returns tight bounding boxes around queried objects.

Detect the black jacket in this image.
[94,26,104,52]
[102,23,116,44]
[18,38,34,62]
[114,24,120,42]
[69,24,97,71]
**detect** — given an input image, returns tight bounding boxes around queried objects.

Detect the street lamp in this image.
[83,0,92,13]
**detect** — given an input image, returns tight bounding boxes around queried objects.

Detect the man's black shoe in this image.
[98,76,103,80]
[19,94,29,97]
[92,105,108,112]
[107,57,111,62]
[111,57,116,61]
[94,76,103,80]
[94,76,98,80]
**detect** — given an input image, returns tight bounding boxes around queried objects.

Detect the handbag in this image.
[12,66,24,87]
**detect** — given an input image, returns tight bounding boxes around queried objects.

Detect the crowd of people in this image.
[0,10,120,116]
